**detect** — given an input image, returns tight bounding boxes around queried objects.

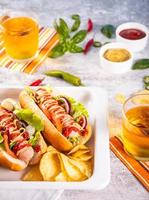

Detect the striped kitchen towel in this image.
[110,136,149,191]
[0,16,59,74]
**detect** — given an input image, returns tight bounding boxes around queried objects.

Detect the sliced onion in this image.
[26,125,35,137]
[58,97,71,114]
[78,115,87,129]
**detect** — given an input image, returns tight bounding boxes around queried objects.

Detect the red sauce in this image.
[119,28,146,40]
[23,131,29,140]
[34,145,41,153]
[63,127,80,137]
[12,141,31,154]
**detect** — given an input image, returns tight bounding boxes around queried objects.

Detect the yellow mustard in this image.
[104,48,131,62]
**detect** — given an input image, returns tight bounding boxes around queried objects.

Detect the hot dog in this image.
[19,87,92,152]
[0,99,47,171]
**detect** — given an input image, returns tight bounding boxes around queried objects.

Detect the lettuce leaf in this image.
[0,133,3,143]
[0,143,5,149]
[15,109,44,131]
[28,131,40,146]
[67,97,89,120]
[55,95,89,119]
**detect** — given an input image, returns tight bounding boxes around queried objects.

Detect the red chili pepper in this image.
[83,39,94,54]
[29,78,44,86]
[87,19,93,32]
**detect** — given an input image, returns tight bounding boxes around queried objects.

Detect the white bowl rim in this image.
[99,42,133,64]
[116,22,149,41]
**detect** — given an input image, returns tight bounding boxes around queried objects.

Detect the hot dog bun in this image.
[19,90,92,152]
[29,133,47,165]
[0,132,47,170]
[0,147,27,171]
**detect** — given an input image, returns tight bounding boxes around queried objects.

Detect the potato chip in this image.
[40,152,61,181]
[22,165,43,181]
[69,158,92,178]
[39,134,47,154]
[70,153,92,161]
[70,149,90,158]
[58,154,86,181]
[46,145,57,153]
[68,144,88,155]
[54,172,68,182]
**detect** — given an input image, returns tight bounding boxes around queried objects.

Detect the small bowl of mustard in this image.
[99,42,133,74]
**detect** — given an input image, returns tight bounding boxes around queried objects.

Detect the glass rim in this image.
[122,93,149,127]
[2,16,38,34]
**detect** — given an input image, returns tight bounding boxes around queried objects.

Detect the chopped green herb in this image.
[93,41,102,48]
[9,141,17,149]
[144,76,149,84]
[0,133,3,143]
[28,131,40,146]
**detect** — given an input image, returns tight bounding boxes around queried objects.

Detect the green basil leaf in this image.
[71,30,87,44]
[59,18,69,38]
[93,41,102,48]
[0,133,3,143]
[49,43,67,58]
[132,59,149,70]
[71,14,80,20]
[101,24,116,38]
[53,20,61,33]
[71,14,80,32]
[69,44,83,53]
[54,18,69,39]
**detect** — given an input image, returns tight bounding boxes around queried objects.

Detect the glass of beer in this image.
[122,94,149,160]
[0,12,39,61]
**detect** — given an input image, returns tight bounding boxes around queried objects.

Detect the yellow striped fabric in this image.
[0,17,59,74]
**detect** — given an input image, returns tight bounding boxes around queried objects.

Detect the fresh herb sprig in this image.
[143,76,149,90]
[49,14,87,58]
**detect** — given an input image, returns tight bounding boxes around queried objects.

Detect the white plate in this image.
[0,86,110,190]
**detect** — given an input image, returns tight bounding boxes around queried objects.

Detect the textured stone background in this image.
[0,0,149,200]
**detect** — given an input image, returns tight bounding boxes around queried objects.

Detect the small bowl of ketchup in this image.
[116,22,149,52]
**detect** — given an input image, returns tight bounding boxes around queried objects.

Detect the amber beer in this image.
[2,16,38,60]
[122,94,149,160]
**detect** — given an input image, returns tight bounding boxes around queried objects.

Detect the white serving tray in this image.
[0,86,110,190]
